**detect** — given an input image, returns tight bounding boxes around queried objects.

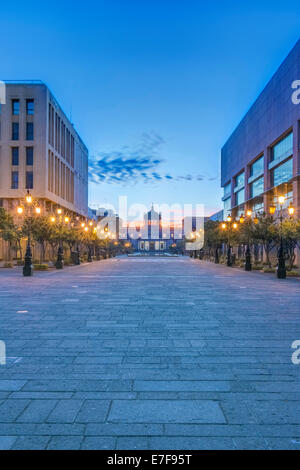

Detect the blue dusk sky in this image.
[1,0,300,215]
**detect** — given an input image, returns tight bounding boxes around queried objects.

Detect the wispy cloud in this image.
[89,132,218,185]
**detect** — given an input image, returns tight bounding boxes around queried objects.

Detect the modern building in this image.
[0,81,88,218]
[221,40,300,221]
[209,210,223,222]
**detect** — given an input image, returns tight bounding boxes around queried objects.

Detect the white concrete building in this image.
[0,81,88,217]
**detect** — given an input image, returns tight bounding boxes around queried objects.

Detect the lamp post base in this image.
[244,245,252,271]
[214,248,219,264]
[55,246,64,269]
[23,244,33,277]
[277,240,286,279]
[226,247,232,267]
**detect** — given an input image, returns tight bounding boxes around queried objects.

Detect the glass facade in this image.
[271,132,293,162]
[271,158,293,187]
[236,188,245,206]
[250,176,264,198]
[223,182,231,198]
[250,155,264,177]
[235,171,245,188]
[223,196,231,218]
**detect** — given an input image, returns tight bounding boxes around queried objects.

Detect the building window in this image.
[223,182,231,198]
[11,171,18,189]
[26,171,33,189]
[250,155,264,177]
[223,196,231,218]
[26,122,34,140]
[250,176,264,198]
[26,147,33,165]
[11,147,19,165]
[271,132,293,162]
[271,158,293,187]
[12,122,19,140]
[235,171,245,189]
[12,99,19,115]
[236,188,245,206]
[26,99,34,115]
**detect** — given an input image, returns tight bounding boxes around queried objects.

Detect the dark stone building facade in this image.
[221,39,300,221]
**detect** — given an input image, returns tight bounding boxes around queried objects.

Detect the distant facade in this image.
[129,206,179,252]
[221,40,300,220]
[209,210,223,222]
[0,81,88,217]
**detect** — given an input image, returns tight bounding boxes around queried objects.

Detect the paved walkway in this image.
[0,256,299,450]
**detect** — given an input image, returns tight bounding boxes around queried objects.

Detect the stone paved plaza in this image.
[0,256,300,450]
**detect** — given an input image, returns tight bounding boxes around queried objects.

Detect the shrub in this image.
[3,262,14,268]
[252,265,263,270]
[33,264,49,271]
[16,260,24,266]
[286,270,300,277]
[262,267,276,273]
[63,259,73,266]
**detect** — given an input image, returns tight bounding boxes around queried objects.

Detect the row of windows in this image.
[224,131,294,211]
[11,171,33,189]
[226,157,293,209]
[48,103,75,167]
[48,150,74,203]
[12,99,34,116]
[11,122,34,141]
[11,147,33,166]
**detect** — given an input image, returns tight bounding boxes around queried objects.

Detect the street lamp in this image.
[17,190,42,277]
[220,214,239,267]
[51,208,70,269]
[275,196,294,279]
[240,209,252,271]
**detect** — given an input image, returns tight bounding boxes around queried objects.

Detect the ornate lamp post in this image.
[220,215,239,267]
[239,209,253,271]
[17,190,42,277]
[50,209,70,269]
[271,196,295,279]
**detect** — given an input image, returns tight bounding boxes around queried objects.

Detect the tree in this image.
[204,220,227,257]
[281,218,300,270]
[252,214,278,268]
[22,216,54,263]
[0,208,21,260]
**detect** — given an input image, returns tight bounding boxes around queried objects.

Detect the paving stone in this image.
[81,437,116,450]
[47,399,83,423]
[116,437,149,449]
[47,436,83,450]
[0,436,17,450]
[75,400,111,423]
[0,380,26,391]
[108,400,226,423]
[17,400,57,423]
[11,435,50,450]
[0,257,299,449]
[149,436,235,450]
